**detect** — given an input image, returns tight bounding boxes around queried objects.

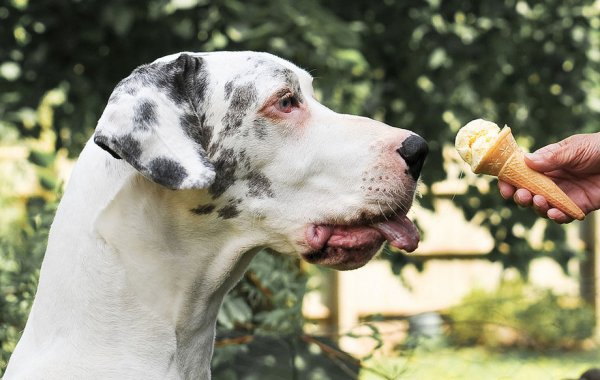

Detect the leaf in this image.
[27,150,55,167]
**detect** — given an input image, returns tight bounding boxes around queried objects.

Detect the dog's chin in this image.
[302,213,420,271]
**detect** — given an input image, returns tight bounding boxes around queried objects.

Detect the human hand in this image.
[498,132,600,223]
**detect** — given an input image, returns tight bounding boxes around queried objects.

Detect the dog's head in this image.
[94,52,427,270]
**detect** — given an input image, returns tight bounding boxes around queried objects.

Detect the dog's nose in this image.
[397,134,428,180]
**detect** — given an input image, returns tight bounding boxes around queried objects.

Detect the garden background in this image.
[1,0,600,378]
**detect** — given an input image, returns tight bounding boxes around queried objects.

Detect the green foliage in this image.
[516,290,596,348]
[0,198,56,369]
[323,0,599,275]
[2,0,598,273]
[1,0,599,373]
[217,250,306,335]
[446,279,595,350]
[0,0,366,155]
[212,251,310,376]
[1,0,363,372]
[361,346,600,380]
[212,335,360,379]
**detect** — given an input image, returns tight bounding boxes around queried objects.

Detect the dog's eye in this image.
[276,93,298,113]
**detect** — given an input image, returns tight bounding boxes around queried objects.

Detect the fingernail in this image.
[525,152,539,162]
[526,151,548,162]
[529,145,556,161]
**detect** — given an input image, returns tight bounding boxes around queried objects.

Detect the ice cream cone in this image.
[474,127,585,220]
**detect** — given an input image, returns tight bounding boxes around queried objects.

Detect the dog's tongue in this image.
[374,214,420,252]
[305,214,420,253]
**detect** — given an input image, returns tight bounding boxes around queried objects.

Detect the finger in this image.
[498,181,516,199]
[525,133,599,174]
[513,188,533,207]
[532,194,550,216]
[525,149,556,172]
[547,208,574,224]
[525,139,568,173]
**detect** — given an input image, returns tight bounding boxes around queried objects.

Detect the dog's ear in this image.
[93,53,215,190]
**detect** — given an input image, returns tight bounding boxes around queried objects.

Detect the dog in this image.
[4,51,427,379]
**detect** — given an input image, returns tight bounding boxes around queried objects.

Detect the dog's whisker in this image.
[386,201,399,217]
[452,169,466,201]
[389,197,408,215]
[377,201,389,222]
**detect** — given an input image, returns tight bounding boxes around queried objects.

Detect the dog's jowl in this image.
[4,51,427,380]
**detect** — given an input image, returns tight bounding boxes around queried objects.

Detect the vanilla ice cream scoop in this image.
[455,119,501,170]
[454,118,585,220]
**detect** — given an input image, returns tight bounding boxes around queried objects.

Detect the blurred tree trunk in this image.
[580,212,600,335]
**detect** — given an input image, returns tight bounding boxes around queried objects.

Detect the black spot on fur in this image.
[198,114,213,150]
[253,117,269,140]
[147,157,188,189]
[224,80,234,100]
[181,113,213,152]
[217,201,241,219]
[162,54,208,107]
[193,62,209,107]
[180,112,199,137]
[125,86,138,96]
[190,204,215,215]
[117,134,143,165]
[207,139,219,158]
[221,83,257,137]
[118,54,207,112]
[209,148,238,198]
[133,99,158,130]
[238,149,252,171]
[247,170,274,198]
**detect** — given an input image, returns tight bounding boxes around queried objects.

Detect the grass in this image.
[360,347,600,380]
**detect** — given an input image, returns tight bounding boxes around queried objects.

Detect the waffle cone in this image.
[474,127,585,220]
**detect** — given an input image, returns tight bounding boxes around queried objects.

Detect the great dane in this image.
[4,51,427,379]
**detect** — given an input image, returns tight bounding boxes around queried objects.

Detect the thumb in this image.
[525,133,600,174]
[524,143,565,173]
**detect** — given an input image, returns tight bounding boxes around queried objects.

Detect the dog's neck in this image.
[95,176,262,378]
[96,174,256,319]
[21,146,268,379]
